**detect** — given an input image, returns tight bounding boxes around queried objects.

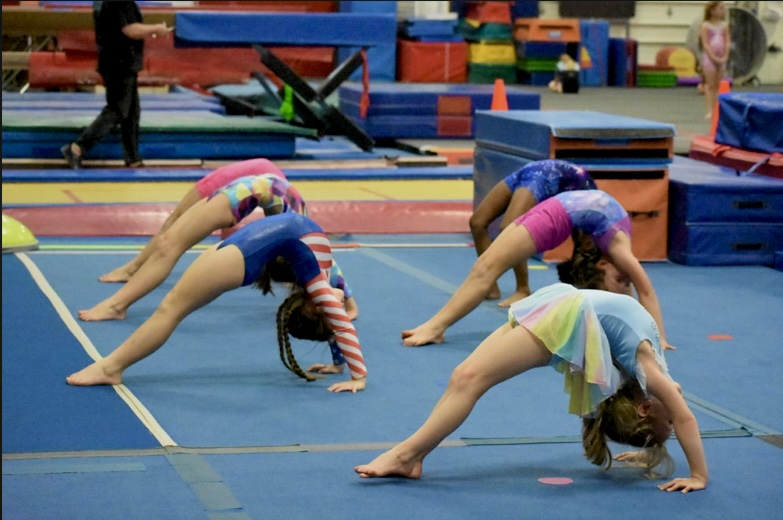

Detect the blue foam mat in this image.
[339,82,541,116]
[1,254,161,454]
[715,93,783,153]
[669,156,783,223]
[174,12,397,47]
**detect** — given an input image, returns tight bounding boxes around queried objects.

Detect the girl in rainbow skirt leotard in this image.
[359,283,707,493]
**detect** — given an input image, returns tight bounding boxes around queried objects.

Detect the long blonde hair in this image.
[582,381,674,478]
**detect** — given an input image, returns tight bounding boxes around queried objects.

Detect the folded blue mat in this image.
[175,12,396,47]
[715,93,783,154]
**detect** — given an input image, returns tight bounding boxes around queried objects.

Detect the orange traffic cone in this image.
[710,79,731,138]
[491,78,509,111]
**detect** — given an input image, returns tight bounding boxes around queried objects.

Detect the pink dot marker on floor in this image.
[538,477,573,485]
[707,334,734,341]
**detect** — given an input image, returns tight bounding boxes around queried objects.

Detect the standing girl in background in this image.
[700,1,731,119]
[469,159,596,307]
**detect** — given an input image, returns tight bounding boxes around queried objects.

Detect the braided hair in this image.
[275,290,334,382]
[582,380,673,478]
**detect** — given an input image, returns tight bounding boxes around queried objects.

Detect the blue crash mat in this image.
[668,157,783,266]
[339,82,540,116]
[174,12,396,47]
[474,110,674,161]
[715,93,783,154]
[669,156,783,223]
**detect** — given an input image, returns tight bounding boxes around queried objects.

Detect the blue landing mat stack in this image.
[339,82,540,139]
[668,157,783,266]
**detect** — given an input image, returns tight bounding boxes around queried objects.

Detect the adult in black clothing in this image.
[62,1,172,169]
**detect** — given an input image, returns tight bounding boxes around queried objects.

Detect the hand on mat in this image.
[658,476,707,493]
[613,450,649,467]
[307,363,345,375]
[662,340,677,351]
[327,377,366,394]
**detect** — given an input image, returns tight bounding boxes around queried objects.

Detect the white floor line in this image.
[14,252,177,448]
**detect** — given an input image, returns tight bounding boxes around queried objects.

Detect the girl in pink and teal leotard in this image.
[79,166,308,322]
[403,190,674,351]
[100,158,287,283]
[67,212,367,393]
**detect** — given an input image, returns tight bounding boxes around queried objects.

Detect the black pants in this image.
[76,71,142,165]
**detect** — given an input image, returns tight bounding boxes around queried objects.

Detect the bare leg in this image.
[356,324,551,477]
[67,245,246,386]
[402,224,538,346]
[703,67,719,119]
[496,189,537,308]
[469,182,513,300]
[79,196,235,321]
[100,187,204,282]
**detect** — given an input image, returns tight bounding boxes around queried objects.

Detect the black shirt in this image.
[93,1,144,75]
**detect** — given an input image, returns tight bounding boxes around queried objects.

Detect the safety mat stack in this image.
[473,110,676,260]
[339,82,540,139]
[668,156,783,266]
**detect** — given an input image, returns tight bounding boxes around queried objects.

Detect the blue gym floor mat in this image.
[715,93,783,153]
[1,92,225,113]
[2,110,315,160]
[1,254,162,454]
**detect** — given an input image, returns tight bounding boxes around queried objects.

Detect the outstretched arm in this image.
[638,349,708,492]
[304,273,367,393]
[608,235,674,350]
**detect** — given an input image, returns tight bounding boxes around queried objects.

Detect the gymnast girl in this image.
[67,212,367,393]
[78,170,306,322]
[403,190,674,351]
[469,159,596,307]
[358,283,707,493]
[99,158,286,283]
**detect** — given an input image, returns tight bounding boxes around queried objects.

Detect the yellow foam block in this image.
[468,42,517,65]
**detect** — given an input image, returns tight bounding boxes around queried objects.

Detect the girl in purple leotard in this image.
[404,190,674,351]
[469,159,596,307]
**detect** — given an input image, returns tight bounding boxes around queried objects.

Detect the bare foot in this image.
[497,290,531,308]
[704,112,713,120]
[401,326,444,347]
[66,362,122,386]
[99,268,133,283]
[485,283,501,301]
[354,451,423,479]
[78,301,127,321]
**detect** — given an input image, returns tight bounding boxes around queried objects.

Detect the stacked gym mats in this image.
[3,2,783,520]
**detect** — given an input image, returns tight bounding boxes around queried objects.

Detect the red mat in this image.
[689,134,783,180]
[3,201,472,237]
